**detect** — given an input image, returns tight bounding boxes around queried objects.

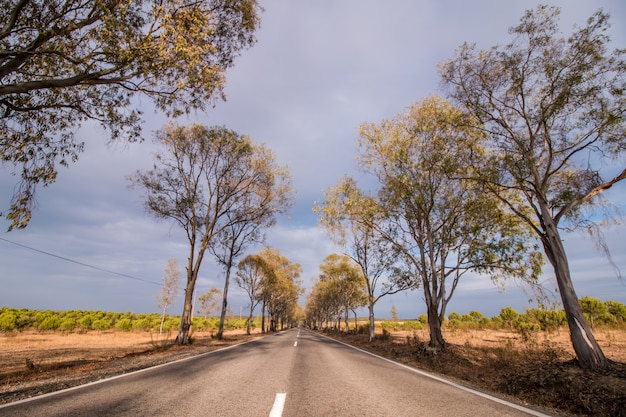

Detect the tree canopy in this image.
[357,96,541,348]
[129,123,292,344]
[1,0,261,230]
[440,5,625,369]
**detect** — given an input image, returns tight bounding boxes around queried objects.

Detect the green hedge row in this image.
[0,307,261,333]
[376,297,626,333]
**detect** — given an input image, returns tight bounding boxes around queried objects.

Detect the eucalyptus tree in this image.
[0,0,261,230]
[440,5,625,369]
[317,254,367,332]
[157,258,180,335]
[208,145,294,339]
[129,124,290,345]
[306,278,339,330]
[256,247,302,332]
[235,254,271,335]
[358,96,541,348]
[315,182,406,341]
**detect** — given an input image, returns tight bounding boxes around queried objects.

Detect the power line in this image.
[0,236,161,286]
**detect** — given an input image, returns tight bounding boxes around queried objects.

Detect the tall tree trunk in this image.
[217,260,233,340]
[426,301,445,348]
[176,275,196,345]
[261,302,266,333]
[246,304,254,335]
[159,304,167,335]
[540,214,608,369]
[368,295,376,342]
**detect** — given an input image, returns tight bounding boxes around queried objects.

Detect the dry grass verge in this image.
[0,329,260,405]
[327,327,626,417]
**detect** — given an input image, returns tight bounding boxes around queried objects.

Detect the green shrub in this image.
[115,318,132,331]
[606,300,626,323]
[0,311,18,331]
[92,319,111,331]
[131,318,151,331]
[59,318,77,332]
[38,315,61,330]
[401,320,424,330]
[79,315,95,330]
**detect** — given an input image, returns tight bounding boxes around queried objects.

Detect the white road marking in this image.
[269,392,286,417]
[293,341,298,347]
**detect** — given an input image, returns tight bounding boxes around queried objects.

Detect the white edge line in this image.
[313,330,553,417]
[0,336,264,409]
[269,392,286,417]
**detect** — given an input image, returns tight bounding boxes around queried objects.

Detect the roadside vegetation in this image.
[319,300,626,417]
[0,307,262,335]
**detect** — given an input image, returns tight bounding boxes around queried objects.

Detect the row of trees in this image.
[3,296,624,334]
[314,6,625,370]
[130,124,295,345]
[235,247,304,334]
[0,307,262,333]
[1,0,297,346]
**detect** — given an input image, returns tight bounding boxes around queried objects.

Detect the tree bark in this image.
[246,304,254,335]
[176,277,196,345]
[540,207,608,369]
[217,260,233,340]
[426,301,445,348]
[368,296,376,342]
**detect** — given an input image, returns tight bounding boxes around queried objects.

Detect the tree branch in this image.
[555,167,626,224]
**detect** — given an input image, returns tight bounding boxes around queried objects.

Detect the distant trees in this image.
[236,254,269,335]
[305,254,367,331]
[0,0,261,230]
[440,5,625,369]
[315,177,410,341]
[157,258,181,334]
[255,247,303,332]
[129,124,293,345]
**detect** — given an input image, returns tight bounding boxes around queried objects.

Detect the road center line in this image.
[293,341,298,347]
[269,392,286,417]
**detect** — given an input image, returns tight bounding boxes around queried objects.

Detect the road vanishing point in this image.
[0,328,553,417]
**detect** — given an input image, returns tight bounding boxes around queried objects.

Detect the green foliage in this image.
[380,321,398,331]
[115,318,133,332]
[513,315,541,343]
[1,0,262,230]
[92,319,112,331]
[0,310,18,331]
[499,307,519,329]
[527,308,566,331]
[399,320,424,331]
[579,296,612,329]
[59,318,77,332]
[606,301,626,323]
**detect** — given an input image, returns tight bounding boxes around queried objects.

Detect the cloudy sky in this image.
[1,0,625,319]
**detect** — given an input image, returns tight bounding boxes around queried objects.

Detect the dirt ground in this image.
[0,329,260,405]
[334,327,626,417]
[1,327,625,416]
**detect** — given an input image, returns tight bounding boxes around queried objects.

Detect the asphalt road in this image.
[0,328,551,417]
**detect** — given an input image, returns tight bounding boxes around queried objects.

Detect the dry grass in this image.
[332,326,626,417]
[0,329,261,404]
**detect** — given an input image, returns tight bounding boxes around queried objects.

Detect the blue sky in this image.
[1,0,625,319]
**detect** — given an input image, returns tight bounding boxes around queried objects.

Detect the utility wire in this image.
[0,236,161,286]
